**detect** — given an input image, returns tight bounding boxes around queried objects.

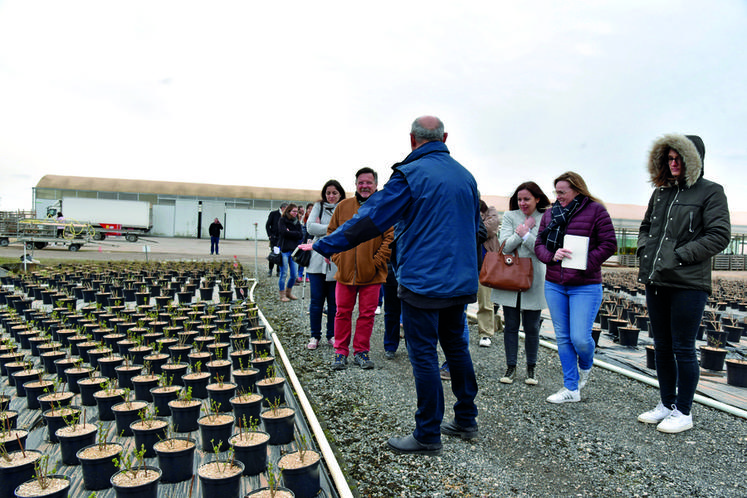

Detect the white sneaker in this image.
[578,368,592,389]
[638,402,672,424]
[327,338,335,346]
[375,306,382,315]
[479,337,491,348]
[656,407,693,434]
[546,387,580,404]
[307,338,319,350]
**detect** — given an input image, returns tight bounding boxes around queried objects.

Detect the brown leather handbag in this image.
[479,240,533,292]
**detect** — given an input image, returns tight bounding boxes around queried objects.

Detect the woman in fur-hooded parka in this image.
[636,134,730,433]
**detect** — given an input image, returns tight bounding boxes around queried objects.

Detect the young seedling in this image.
[33,455,59,490]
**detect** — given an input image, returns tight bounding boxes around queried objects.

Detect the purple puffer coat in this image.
[534,197,617,286]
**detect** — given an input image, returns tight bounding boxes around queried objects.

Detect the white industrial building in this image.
[33,175,319,240]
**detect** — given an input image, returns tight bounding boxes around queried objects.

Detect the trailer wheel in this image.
[0,238,8,247]
[93,231,106,241]
[125,234,139,242]
[68,244,81,252]
[34,242,48,249]
[25,242,34,250]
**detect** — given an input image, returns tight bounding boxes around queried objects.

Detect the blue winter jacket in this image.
[313,140,481,301]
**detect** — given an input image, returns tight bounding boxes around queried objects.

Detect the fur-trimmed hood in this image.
[647,134,705,188]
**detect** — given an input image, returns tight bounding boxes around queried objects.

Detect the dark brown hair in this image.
[320,179,346,204]
[508,181,551,212]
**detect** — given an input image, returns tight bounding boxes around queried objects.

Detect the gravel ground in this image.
[256,274,747,498]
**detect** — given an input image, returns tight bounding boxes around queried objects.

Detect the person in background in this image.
[493,182,550,385]
[314,115,479,455]
[209,217,223,255]
[477,200,500,347]
[636,134,730,433]
[277,203,303,302]
[535,171,617,404]
[265,202,288,276]
[305,180,346,350]
[325,167,393,371]
[382,242,401,359]
[56,212,65,238]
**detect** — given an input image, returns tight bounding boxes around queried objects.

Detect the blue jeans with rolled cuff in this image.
[308,273,336,340]
[544,281,602,391]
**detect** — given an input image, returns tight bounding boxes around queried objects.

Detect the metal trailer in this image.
[45,198,152,242]
[15,218,94,252]
[0,210,35,247]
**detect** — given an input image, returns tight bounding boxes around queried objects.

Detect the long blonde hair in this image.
[553,171,603,206]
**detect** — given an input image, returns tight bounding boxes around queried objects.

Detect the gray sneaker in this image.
[353,351,374,370]
[331,354,348,370]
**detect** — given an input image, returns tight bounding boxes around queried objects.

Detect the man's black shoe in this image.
[441,419,479,440]
[387,435,442,456]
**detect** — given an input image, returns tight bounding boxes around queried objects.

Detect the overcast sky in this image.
[1,0,746,214]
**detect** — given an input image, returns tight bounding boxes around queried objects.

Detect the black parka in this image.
[637,134,731,294]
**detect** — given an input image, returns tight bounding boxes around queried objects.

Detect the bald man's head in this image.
[410,116,447,150]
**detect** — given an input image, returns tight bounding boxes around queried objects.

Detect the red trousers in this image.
[333,283,379,356]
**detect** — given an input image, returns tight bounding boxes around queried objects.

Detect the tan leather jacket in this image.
[327,196,393,285]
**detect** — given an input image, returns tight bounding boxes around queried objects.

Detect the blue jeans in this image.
[383,283,401,353]
[646,285,707,415]
[308,273,336,340]
[544,281,602,391]
[503,299,542,367]
[278,252,297,291]
[210,236,219,254]
[402,302,478,445]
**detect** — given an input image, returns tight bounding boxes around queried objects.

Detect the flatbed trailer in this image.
[14,218,93,251]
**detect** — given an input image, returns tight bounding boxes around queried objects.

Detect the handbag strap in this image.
[498,240,519,258]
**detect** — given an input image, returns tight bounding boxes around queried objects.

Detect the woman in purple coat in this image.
[535,172,617,404]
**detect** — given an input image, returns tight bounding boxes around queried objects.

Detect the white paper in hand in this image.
[562,235,589,270]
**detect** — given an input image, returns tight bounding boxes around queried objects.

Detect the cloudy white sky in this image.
[1,0,746,213]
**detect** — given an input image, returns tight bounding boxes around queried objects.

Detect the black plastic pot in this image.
[13,474,71,498]
[230,394,262,424]
[726,359,747,387]
[112,401,148,437]
[154,437,196,483]
[197,460,244,498]
[63,367,93,394]
[229,431,269,475]
[130,417,169,458]
[160,363,189,386]
[115,365,142,390]
[56,424,97,465]
[98,356,124,379]
[232,368,259,394]
[10,368,39,394]
[699,346,727,371]
[245,487,295,498]
[168,399,201,432]
[41,351,66,375]
[197,414,234,451]
[257,377,286,407]
[43,406,81,443]
[132,375,160,402]
[182,372,210,399]
[22,380,54,410]
[76,443,123,490]
[38,392,74,413]
[0,429,27,453]
[94,390,125,421]
[207,359,232,383]
[1,409,18,429]
[78,378,107,407]
[260,407,295,445]
[279,451,321,498]
[150,386,181,416]
[251,357,274,380]
[251,339,272,357]
[618,326,640,348]
[646,345,656,370]
[0,450,41,498]
[207,383,237,413]
[110,466,161,498]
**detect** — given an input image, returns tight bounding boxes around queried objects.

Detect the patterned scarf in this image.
[540,195,584,252]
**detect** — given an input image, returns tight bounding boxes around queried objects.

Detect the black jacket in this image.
[208,221,223,238]
[265,209,282,244]
[278,216,303,253]
[637,134,730,294]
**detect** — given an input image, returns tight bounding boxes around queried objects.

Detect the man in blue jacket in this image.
[313,115,480,455]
